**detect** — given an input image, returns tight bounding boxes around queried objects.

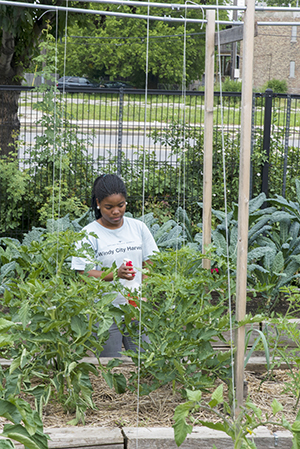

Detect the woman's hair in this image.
[91,174,127,219]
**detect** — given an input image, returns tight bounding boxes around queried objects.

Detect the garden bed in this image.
[1,364,294,431]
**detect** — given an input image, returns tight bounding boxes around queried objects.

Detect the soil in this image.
[0,296,298,432]
[1,366,295,432]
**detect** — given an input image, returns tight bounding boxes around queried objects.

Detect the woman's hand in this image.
[117,262,137,280]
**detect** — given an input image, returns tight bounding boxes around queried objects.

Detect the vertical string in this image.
[55,1,68,275]
[174,5,187,268]
[52,7,60,275]
[180,4,187,240]
[52,8,58,224]
[216,4,236,416]
[135,5,150,447]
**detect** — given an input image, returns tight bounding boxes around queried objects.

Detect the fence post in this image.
[282,94,291,198]
[261,88,273,203]
[117,87,124,176]
[249,92,256,199]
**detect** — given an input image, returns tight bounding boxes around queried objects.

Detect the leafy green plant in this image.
[19,24,94,228]
[0,317,49,449]
[0,151,30,234]
[115,247,236,395]
[259,287,300,408]
[0,228,122,424]
[150,121,243,217]
[173,384,300,448]
[215,77,242,92]
[245,180,300,312]
[262,79,288,94]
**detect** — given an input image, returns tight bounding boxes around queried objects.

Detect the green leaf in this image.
[67,362,77,375]
[18,302,30,330]
[292,421,300,433]
[186,389,201,402]
[70,316,85,338]
[271,398,283,415]
[9,358,21,375]
[96,315,114,335]
[0,318,15,333]
[173,402,194,447]
[198,420,227,432]
[174,359,186,376]
[113,373,126,394]
[0,440,15,449]
[0,401,22,425]
[102,372,113,389]
[97,292,118,308]
[2,425,48,449]
[272,251,284,274]
[211,384,223,405]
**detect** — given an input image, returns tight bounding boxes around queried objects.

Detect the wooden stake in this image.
[235,0,255,414]
[202,9,215,269]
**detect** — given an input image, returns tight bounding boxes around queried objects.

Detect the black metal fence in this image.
[1,85,300,234]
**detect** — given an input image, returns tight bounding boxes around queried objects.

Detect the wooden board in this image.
[123,426,292,449]
[12,427,123,449]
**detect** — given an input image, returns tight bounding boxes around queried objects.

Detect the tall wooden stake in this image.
[202,9,215,269]
[235,0,255,414]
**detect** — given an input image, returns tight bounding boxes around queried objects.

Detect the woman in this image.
[71,174,158,356]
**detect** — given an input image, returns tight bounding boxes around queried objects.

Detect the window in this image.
[290,61,295,78]
[291,26,297,42]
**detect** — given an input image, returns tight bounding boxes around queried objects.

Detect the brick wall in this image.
[240,11,300,93]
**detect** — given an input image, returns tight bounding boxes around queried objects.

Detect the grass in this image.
[19,90,300,128]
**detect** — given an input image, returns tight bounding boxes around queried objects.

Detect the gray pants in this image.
[100,321,150,357]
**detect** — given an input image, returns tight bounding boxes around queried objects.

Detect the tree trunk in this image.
[0,29,21,157]
[0,84,20,157]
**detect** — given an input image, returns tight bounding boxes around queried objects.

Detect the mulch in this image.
[2,366,294,432]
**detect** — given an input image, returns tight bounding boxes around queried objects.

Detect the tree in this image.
[0,0,88,156]
[0,0,227,155]
[57,1,227,88]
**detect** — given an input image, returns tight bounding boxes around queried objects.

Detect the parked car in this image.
[56,76,99,89]
[103,81,133,89]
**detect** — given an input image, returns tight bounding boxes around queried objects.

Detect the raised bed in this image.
[7,426,293,449]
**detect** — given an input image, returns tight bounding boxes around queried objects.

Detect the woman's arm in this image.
[79,263,136,282]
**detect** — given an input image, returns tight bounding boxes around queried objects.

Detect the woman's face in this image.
[96,193,126,229]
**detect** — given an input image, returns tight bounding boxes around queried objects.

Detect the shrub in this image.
[262,78,288,94]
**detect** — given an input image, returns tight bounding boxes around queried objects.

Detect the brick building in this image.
[240,10,300,93]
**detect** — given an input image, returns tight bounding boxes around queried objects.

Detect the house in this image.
[240,10,300,93]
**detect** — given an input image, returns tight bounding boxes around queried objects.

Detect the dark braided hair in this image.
[91,174,127,219]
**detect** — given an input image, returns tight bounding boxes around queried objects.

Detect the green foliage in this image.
[216,77,242,93]
[115,247,235,395]
[242,182,300,312]
[149,121,241,217]
[173,383,300,448]
[0,24,95,233]
[262,79,288,94]
[0,152,29,233]
[56,2,227,87]
[23,26,93,227]
[260,290,300,409]
[0,229,121,424]
[0,318,49,449]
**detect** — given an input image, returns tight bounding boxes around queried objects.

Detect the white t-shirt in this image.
[71,216,158,306]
